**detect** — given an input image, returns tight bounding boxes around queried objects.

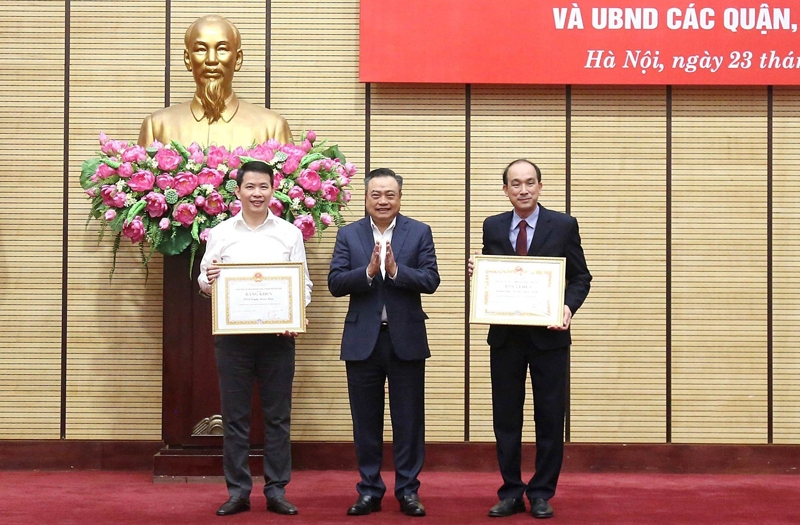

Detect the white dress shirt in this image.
[198,211,313,305]
[367,216,397,323]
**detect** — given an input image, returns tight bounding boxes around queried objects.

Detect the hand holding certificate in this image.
[469,255,566,327]
[212,262,307,335]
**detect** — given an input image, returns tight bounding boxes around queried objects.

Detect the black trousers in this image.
[215,334,295,500]
[345,326,426,500]
[490,328,569,501]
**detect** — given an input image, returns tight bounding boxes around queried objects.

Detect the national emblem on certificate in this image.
[212,262,307,334]
[469,255,566,327]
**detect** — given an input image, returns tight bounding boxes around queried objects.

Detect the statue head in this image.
[183,15,244,123]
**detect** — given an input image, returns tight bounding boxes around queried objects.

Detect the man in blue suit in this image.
[328,168,440,517]
[470,159,591,519]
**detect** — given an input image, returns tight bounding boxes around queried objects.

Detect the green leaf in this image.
[274,191,292,204]
[321,145,345,163]
[157,227,193,256]
[80,158,102,189]
[109,211,126,231]
[172,140,191,160]
[299,152,324,169]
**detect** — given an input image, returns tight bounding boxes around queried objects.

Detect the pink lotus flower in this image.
[101,139,127,156]
[308,160,323,172]
[320,213,334,226]
[104,209,116,221]
[304,196,316,208]
[266,139,281,150]
[155,148,182,171]
[301,139,312,152]
[229,147,246,168]
[274,173,284,186]
[199,228,211,242]
[159,218,171,230]
[293,214,316,240]
[321,180,340,202]
[95,163,117,180]
[144,192,168,217]
[343,190,352,202]
[121,145,147,163]
[128,170,155,192]
[100,185,127,208]
[288,185,304,200]
[85,188,96,197]
[206,146,228,169]
[248,144,275,162]
[194,196,206,208]
[122,216,146,243]
[98,131,109,145]
[269,198,284,216]
[118,162,133,179]
[282,157,300,175]
[190,149,204,164]
[306,130,317,143]
[172,202,197,226]
[203,191,227,216]
[322,158,334,171]
[297,169,322,192]
[345,162,358,176]
[337,175,351,187]
[173,172,199,197]
[229,200,242,216]
[197,167,224,187]
[156,173,174,190]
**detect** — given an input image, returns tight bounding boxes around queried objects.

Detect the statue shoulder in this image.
[148,101,193,123]
[236,100,293,143]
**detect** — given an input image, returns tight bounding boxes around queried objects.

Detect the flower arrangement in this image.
[80,130,354,275]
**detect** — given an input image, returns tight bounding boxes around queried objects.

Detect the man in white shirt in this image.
[199,160,312,517]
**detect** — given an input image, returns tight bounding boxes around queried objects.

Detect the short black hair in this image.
[237,160,274,187]
[502,159,542,185]
[364,167,403,190]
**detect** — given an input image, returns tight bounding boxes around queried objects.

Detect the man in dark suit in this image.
[470,159,591,519]
[328,168,440,517]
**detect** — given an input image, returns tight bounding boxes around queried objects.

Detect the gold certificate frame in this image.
[212,262,306,335]
[470,255,566,327]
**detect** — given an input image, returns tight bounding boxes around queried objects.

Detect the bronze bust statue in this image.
[138,14,292,148]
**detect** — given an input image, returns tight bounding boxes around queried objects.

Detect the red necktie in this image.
[516,220,528,256]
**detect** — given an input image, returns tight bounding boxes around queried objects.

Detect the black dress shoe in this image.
[399,494,426,517]
[488,498,526,517]
[347,494,382,515]
[216,497,250,516]
[267,496,298,515]
[530,498,554,519]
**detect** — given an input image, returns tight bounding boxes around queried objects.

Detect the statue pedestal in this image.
[156,251,264,477]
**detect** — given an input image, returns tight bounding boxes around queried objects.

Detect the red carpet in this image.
[1,470,798,524]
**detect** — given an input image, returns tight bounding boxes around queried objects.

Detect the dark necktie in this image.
[516,220,528,256]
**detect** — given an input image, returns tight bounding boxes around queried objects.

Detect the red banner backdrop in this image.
[360,0,800,85]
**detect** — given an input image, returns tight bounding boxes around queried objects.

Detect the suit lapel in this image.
[497,212,515,255]
[390,214,409,257]
[357,218,375,263]
[528,205,552,255]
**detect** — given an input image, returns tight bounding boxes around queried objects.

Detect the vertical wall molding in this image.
[665,85,673,443]
[60,0,72,440]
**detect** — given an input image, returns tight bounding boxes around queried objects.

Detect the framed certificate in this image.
[470,255,566,327]
[212,262,306,335]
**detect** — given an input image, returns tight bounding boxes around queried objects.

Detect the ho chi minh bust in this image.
[138,14,292,149]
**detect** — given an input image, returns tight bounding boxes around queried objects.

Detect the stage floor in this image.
[2,469,799,524]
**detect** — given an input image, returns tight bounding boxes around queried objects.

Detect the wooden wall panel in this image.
[0,0,64,439]
[570,86,667,442]
[66,1,165,439]
[772,87,800,444]
[469,86,566,442]
[271,0,366,440]
[671,87,767,443]
[370,85,466,441]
